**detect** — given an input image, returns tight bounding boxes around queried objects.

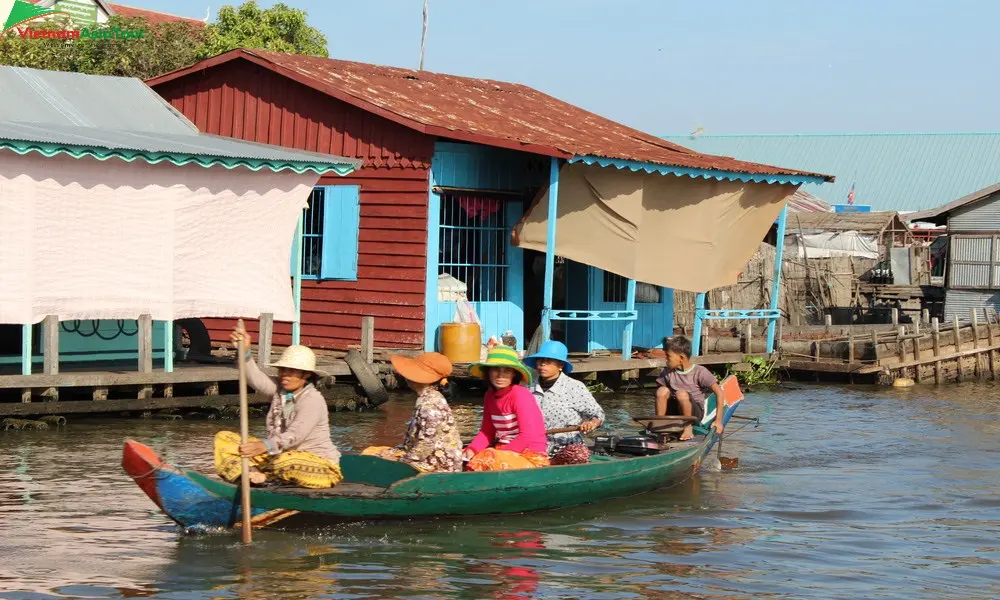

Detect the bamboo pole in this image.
[988,309,997,380]
[236,319,252,544]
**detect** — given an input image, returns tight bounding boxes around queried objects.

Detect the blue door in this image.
[427,193,524,350]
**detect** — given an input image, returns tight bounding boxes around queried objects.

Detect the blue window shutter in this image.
[320,185,361,281]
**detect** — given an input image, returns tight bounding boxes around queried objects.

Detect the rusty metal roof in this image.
[146,49,833,182]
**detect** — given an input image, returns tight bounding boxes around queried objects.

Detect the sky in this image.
[133,0,1000,136]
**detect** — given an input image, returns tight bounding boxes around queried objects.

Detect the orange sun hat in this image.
[390,352,454,385]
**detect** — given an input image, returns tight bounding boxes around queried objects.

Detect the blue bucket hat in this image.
[524,340,573,374]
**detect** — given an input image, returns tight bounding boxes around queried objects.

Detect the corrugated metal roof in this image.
[785,211,907,233]
[108,3,206,26]
[146,50,832,182]
[661,133,1000,213]
[788,189,831,213]
[906,182,1000,225]
[0,66,196,134]
[0,66,361,175]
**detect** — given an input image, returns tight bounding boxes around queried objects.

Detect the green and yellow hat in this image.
[468,345,532,385]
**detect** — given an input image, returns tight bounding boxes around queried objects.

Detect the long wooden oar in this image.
[236,319,252,544]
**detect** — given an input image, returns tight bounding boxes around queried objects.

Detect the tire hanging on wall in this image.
[344,349,390,407]
[176,318,212,359]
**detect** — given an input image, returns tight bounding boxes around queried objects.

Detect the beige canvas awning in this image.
[511,162,797,293]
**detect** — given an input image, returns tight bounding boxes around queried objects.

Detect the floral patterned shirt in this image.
[399,387,463,473]
[532,373,606,456]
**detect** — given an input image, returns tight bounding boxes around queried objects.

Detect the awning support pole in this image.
[164,320,174,373]
[292,212,304,346]
[21,324,32,376]
[692,293,706,357]
[766,204,789,353]
[542,157,560,342]
[622,278,636,360]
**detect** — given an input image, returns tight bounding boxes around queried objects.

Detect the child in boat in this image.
[463,346,550,471]
[213,324,342,489]
[361,352,463,473]
[654,336,725,441]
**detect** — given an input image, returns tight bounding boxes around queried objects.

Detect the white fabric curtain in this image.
[784,231,880,259]
[0,152,318,324]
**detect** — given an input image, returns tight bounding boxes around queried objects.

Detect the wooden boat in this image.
[122,377,744,531]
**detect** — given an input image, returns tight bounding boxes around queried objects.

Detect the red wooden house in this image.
[146,49,826,355]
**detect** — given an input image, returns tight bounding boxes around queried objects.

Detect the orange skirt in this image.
[465,447,550,472]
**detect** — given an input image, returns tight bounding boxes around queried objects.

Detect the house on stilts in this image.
[144,49,832,363]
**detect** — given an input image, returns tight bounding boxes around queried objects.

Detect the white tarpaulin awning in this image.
[0,152,317,324]
[785,231,880,259]
[512,162,797,293]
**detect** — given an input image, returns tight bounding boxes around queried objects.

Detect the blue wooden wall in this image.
[0,320,168,365]
[424,142,547,351]
[586,267,675,352]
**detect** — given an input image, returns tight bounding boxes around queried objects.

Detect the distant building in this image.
[662,133,1000,213]
[908,183,1000,320]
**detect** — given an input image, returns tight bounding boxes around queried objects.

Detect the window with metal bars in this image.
[301,187,325,278]
[603,271,662,303]
[438,195,508,302]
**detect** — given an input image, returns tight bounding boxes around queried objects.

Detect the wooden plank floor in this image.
[0,359,352,390]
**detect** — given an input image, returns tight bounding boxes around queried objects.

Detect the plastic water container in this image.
[439,322,482,363]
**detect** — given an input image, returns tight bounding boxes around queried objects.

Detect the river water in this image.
[2,382,999,599]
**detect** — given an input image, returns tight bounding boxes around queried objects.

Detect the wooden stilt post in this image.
[42,315,59,401]
[892,308,899,326]
[987,309,997,380]
[953,314,963,382]
[932,317,941,385]
[871,330,880,364]
[848,327,855,365]
[742,322,752,354]
[971,309,981,379]
[775,316,783,353]
[361,316,375,365]
[896,326,905,366]
[138,314,154,400]
[258,313,274,368]
[913,324,923,383]
[824,313,832,334]
[922,308,930,324]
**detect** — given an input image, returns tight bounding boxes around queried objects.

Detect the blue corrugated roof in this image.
[660,133,1000,213]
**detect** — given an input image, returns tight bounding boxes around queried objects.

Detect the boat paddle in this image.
[236,318,253,544]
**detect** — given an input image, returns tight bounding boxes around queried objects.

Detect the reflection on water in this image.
[2,383,1000,599]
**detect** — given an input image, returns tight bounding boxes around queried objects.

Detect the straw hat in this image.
[469,345,532,385]
[269,345,329,378]
[390,352,453,385]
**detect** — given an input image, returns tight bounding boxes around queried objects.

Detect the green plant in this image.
[586,382,612,394]
[725,355,778,386]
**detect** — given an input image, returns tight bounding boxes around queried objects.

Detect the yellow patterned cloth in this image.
[214,431,343,489]
[361,445,431,473]
[465,447,550,472]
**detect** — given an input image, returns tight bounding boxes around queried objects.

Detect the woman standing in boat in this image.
[213,324,343,489]
[361,352,463,473]
[524,340,604,465]
[463,346,550,471]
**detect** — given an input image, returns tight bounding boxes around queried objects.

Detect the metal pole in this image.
[622,278,636,361]
[766,204,788,353]
[21,324,32,376]
[418,0,428,70]
[692,293,706,356]
[163,320,174,373]
[542,157,560,341]
[292,213,304,345]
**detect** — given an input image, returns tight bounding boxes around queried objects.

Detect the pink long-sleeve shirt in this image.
[466,384,548,454]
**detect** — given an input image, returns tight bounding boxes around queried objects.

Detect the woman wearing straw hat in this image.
[524,340,604,465]
[361,352,463,473]
[213,324,343,489]
[463,345,550,471]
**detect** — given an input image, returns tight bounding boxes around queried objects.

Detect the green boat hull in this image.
[122,377,743,530]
